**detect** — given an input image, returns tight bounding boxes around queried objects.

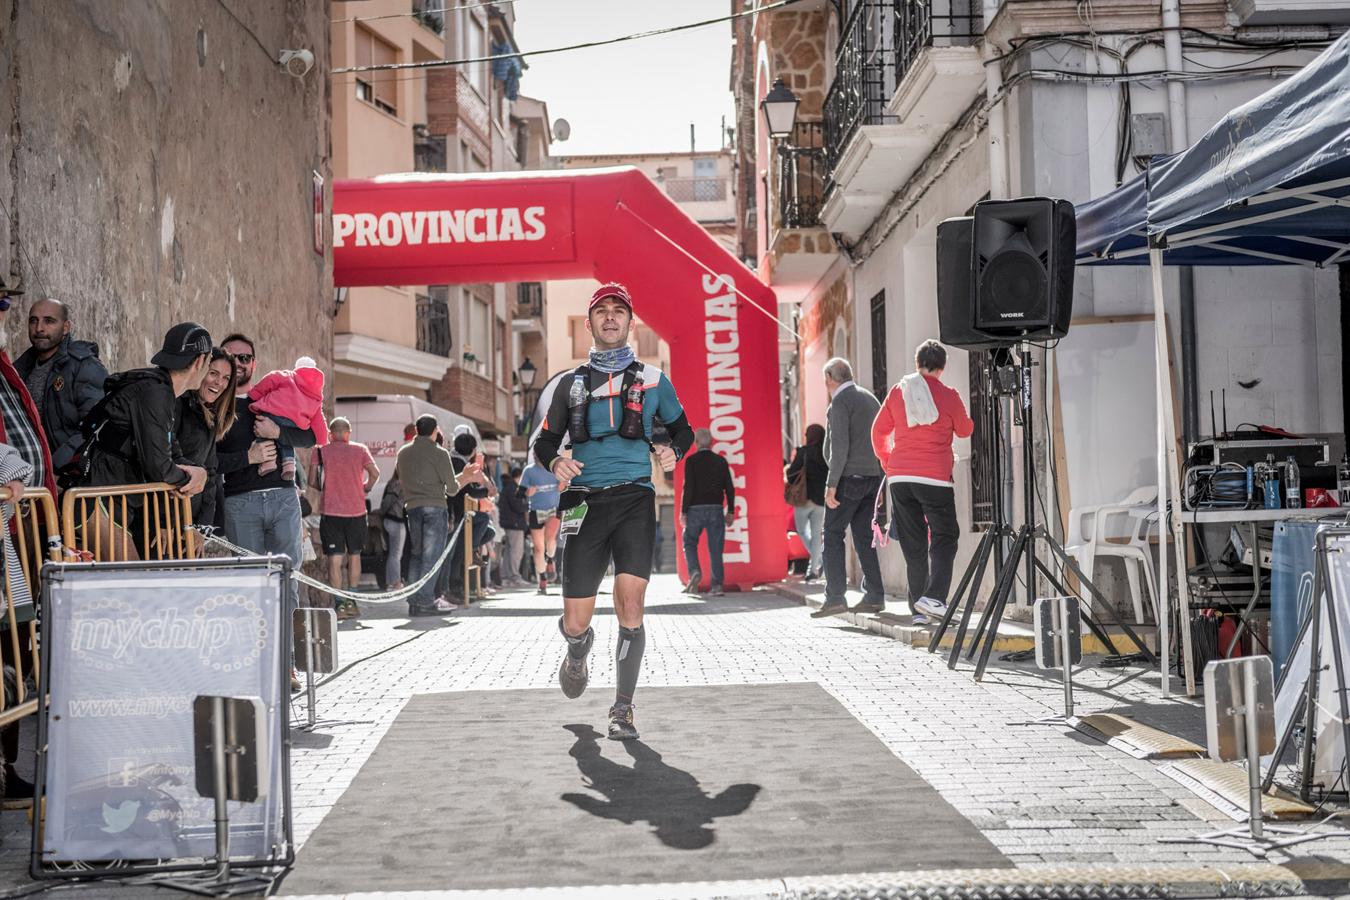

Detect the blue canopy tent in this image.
[1072,29,1350,695]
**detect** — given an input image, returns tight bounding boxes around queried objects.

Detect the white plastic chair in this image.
[1065,486,1159,624]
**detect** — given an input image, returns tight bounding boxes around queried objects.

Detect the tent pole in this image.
[1151,249,1171,697]
[1151,248,1198,695]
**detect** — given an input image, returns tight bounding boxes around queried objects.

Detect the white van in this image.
[334,395,479,506]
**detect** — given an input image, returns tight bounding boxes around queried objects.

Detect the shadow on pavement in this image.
[462,598,798,617]
[392,617,462,632]
[560,724,761,850]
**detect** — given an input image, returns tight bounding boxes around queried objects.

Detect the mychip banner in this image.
[38,560,288,865]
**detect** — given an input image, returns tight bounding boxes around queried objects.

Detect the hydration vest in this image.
[566,361,647,446]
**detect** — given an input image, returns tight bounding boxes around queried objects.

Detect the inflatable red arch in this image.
[332,167,786,587]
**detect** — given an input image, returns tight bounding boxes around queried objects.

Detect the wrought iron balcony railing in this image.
[413,124,447,173]
[416,289,452,357]
[515,282,543,319]
[823,0,982,177]
[778,121,826,229]
[663,177,728,203]
[412,0,445,34]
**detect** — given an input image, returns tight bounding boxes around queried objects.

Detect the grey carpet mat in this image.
[280,683,1009,893]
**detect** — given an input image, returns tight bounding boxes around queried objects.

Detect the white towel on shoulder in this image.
[900,372,939,428]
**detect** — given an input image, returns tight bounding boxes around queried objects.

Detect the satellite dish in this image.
[552,118,571,142]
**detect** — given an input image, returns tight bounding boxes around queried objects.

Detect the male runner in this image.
[531,283,694,740]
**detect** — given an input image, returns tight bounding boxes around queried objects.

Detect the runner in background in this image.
[520,457,561,595]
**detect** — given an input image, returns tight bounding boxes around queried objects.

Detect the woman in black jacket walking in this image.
[785,423,829,580]
[176,348,237,531]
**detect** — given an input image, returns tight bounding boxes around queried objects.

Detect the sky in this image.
[510,1,737,157]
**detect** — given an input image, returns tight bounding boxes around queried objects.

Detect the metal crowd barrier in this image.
[462,496,482,604]
[0,486,61,728]
[62,482,196,562]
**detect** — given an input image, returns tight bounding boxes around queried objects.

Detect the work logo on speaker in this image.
[41,566,286,864]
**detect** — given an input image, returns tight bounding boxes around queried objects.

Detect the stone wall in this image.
[0,0,332,380]
[763,9,828,118]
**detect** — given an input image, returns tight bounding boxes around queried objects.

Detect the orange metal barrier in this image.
[0,486,61,728]
[62,483,196,563]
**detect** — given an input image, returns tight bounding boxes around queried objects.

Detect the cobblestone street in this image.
[2,574,1347,898]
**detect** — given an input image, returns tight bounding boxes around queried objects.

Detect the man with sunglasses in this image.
[216,333,318,571]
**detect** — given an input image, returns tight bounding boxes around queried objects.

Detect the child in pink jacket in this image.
[248,356,328,479]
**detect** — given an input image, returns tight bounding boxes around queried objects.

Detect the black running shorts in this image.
[528,508,556,530]
[561,484,656,599]
[320,514,367,556]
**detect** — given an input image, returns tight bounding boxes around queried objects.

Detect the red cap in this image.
[589,283,633,312]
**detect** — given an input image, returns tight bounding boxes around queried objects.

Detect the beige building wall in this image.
[331,1,451,397]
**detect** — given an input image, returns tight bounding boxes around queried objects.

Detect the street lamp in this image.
[518,357,537,390]
[515,357,539,437]
[760,77,800,141]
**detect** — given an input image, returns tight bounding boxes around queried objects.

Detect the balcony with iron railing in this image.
[412,0,445,34]
[415,290,452,358]
[414,124,447,173]
[820,0,985,239]
[662,177,729,204]
[514,282,543,319]
[767,121,835,288]
[778,121,827,230]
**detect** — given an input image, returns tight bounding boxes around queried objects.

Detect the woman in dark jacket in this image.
[785,423,828,580]
[176,348,237,530]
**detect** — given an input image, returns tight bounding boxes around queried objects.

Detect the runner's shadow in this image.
[560,724,760,850]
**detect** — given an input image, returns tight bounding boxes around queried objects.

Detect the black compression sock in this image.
[614,625,646,706]
[559,616,594,660]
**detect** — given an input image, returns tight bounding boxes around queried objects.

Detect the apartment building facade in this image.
[734,0,1344,604]
[331,0,554,458]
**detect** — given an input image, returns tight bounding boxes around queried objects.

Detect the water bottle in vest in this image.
[619,375,645,440]
[567,374,590,443]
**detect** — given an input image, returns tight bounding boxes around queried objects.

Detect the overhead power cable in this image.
[332,0,804,74]
[333,0,518,26]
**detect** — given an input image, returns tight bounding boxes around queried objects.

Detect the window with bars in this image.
[869,290,887,393]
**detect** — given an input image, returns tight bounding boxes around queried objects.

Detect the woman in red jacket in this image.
[870,340,973,623]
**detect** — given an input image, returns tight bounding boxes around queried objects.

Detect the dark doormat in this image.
[279,683,1009,893]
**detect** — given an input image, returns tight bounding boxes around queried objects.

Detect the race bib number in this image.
[560,502,588,537]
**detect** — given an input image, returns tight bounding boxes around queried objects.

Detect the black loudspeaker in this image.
[937,217,1006,350]
[972,197,1076,340]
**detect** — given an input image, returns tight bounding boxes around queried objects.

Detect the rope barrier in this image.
[196,512,468,605]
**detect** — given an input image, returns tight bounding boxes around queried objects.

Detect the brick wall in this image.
[426,68,459,136]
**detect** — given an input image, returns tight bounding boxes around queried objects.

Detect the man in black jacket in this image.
[497,466,529,587]
[83,322,211,551]
[680,428,735,596]
[14,298,108,473]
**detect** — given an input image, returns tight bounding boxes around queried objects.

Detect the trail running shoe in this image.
[607,703,638,741]
[559,653,588,699]
[538,576,549,595]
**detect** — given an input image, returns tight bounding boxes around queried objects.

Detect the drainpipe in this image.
[1162,0,1199,443]
[983,0,1009,201]
[982,0,1015,573]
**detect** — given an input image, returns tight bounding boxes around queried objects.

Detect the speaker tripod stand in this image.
[927,344,1156,679]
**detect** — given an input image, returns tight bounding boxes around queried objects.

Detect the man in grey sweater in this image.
[812,357,886,617]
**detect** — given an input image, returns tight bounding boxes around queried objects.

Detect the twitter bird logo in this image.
[100,800,140,834]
